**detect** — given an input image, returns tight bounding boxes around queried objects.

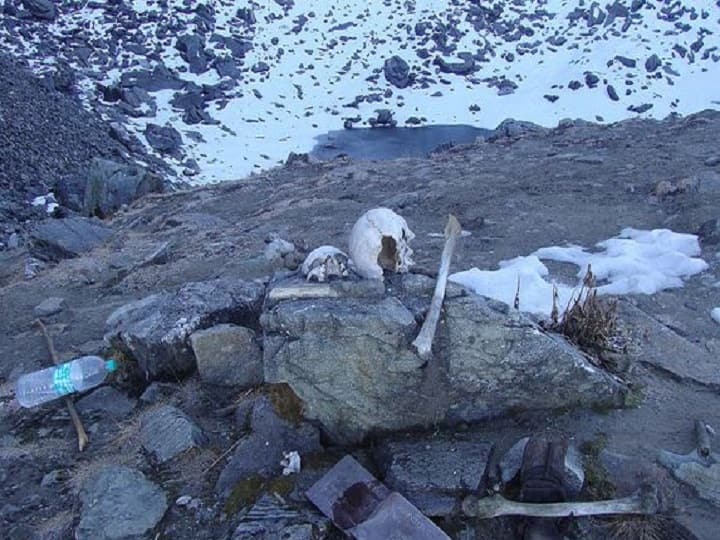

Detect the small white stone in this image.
[281,450,301,475]
[711,308,720,325]
[176,495,192,506]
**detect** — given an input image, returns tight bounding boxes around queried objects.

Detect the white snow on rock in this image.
[711,308,720,325]
[1,1,719,181]
[450,229,708,316]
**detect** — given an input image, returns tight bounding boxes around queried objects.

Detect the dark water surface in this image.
[310,125,492,162]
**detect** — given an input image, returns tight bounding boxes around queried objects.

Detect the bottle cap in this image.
[105,359,118,372]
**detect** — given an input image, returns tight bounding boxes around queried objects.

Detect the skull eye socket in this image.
[378,236,398,271]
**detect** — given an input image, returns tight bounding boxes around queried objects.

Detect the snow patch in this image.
[450,229,708,316]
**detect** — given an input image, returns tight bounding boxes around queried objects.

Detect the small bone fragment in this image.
[462,486,659,519]
[302,245,349,282]
[695,419,713,459]
[412,215,462,360]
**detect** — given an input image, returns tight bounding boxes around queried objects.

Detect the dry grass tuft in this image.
[556,266,618,351]
[600,515,696,540]
[545,266,626,372]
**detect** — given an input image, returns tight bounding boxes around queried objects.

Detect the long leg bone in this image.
[35,319,89,452]
[412,214,462,360]
[462,486,659,519]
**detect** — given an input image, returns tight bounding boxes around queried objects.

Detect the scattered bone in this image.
[301,245,349,282]
[659,419,720,506]
[412,215,461,360]
[462,485,660,519]
[348,208,414,280]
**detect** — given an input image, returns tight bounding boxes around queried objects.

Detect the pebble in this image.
[33,297,67,318]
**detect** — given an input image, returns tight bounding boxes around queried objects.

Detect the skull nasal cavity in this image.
[378,236,398,271]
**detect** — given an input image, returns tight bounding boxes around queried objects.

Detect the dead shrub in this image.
[547,266,625,370]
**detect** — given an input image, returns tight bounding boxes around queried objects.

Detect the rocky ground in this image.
[0,52,172,252]
[1,106,720,539]
[2,0,717,179]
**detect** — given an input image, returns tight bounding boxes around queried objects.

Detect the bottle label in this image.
[52,364,75,396]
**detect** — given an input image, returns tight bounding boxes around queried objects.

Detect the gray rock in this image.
[140,405,207,463]
[216,395,321,496]
[659,448,720,506]
[33,297,66,317]
[40,468,67,487]
[83,158,164,218]
[614,55,637,68]
[433,53,476,75]
[617,300,720,387]
[606,84,620,101]
[696,170,720,193]
[491,118,547,139]
[76,465,168,540]
[601,450,669,496]
[30,217,112,261]
[698,218,720,245]
[104,279,264,379]
[443,296,624,423]
[7,232,19,249]
[264,291,624,444]
[119,87,157,117]
[75,386,136,419]
[263,296,431,444]
[22,0,57,20]
[145,123,182,156]
[139,382,176,404]
[384,56,411,89]
[628,103,653,114]
[375,435,493,516]
[368,109,397,128]
[175,34,208,74]
[231,495,330,540]
[705,156,720,167]
[645,53,661,72]
[190,324,263,387]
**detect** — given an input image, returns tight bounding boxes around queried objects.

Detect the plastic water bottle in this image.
[15,356,118,408]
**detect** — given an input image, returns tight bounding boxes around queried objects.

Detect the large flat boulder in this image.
[375,435,493,516]
[443,295,625,422]
[105,279,265,380]
[190,324,263,387]
[76,465,167,540]
[616,300,720,387]
[263,279,625,443]
[30,217,112,261]
[83,158,164,218]
[263,294,439,444]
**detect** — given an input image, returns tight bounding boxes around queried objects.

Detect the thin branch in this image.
[35,319,89,452]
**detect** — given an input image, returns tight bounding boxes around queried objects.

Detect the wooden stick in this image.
[35,319,89,452]
[462,487,659,519]
[412,215,462,360]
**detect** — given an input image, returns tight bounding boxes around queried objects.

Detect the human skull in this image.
[348,208,415,280]
[301,245,350,282]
